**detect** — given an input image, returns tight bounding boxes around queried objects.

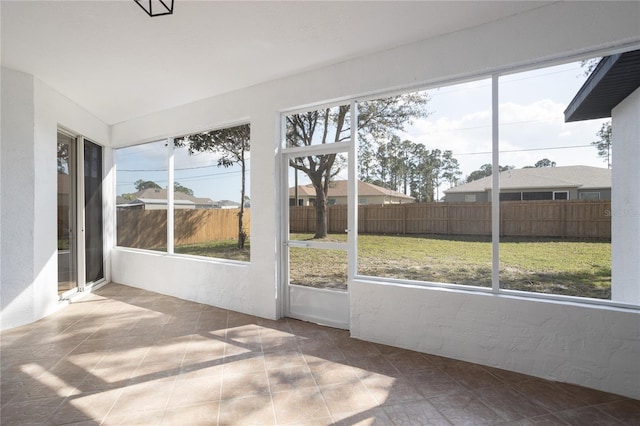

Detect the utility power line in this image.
[454,144,592,156]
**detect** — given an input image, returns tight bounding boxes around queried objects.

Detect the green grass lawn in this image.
[176,233,611,299]
[175,239,250,262]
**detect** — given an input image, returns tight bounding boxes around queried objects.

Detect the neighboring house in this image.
[117,188,215,210]
[443,165,611,202]
[289,180,414,206]
[216,199,241,209]
[115,195,128,206]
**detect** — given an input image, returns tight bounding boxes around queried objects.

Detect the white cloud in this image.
[397,98,608,178]
[499,99,565,125]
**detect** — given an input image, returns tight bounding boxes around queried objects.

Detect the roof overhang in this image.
[565,49,640,122]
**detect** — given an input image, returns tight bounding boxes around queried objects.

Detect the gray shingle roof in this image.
[445,166,611,193]
[128,188,214,205]
[289,180,414,200]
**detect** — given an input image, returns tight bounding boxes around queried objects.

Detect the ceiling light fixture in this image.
[135,0,174,17]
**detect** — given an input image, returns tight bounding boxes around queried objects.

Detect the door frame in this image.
[57,129,107,298]
[58,129,78,298]
[279,101,358,329]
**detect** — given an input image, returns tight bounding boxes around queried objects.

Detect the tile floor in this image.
[1,283,638,425]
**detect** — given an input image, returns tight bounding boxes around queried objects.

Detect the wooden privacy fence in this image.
[117,208,251,249]
[117,200,611,249]
[289,200,611,239]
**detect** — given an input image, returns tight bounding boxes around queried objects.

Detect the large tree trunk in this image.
[313,182,328,239]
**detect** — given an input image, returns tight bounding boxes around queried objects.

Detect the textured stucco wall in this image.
[0,69,109,330]
[349,281,640,399]
[612,87,640,304]
[1,69,37,329]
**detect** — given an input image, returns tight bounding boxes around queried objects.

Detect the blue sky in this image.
[116,140,251,203]
[400,61,608,182]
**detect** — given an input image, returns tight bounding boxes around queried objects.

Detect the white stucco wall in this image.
[349,281,639,398]
[1,69,37,329]
[612,87,640,304]
[0,68,109,330]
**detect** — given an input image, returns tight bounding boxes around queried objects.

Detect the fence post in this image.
[561,201,566,239]
[446,203,450,235]
[402,204,407,235]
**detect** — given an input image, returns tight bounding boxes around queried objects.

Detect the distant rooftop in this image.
[118,188,214,206]
[289,179,414,200]
[445,165,611,193]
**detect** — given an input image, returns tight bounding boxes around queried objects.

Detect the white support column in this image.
[348,100,358,282]
[611,88,640,304]
[167,138,175,254]
[103,146,115,285]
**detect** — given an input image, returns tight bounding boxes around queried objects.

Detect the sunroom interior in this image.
[2,0,639,416]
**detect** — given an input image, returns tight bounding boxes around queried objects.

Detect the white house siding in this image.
[445,192,488,203]
[2,2,639,398]
[299,195,411,206]
[612,87,640,304]
[578,188,611,200]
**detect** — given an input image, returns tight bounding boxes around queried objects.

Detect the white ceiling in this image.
[1,1,549,125]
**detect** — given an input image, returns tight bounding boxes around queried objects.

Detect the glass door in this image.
[83,139,104,285]
[57,132,77,294]
[57,132,105,297]
[282,101,357,329]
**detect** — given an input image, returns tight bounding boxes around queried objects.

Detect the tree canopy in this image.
[592,121,612,169]
[580,57,602,77]
[175,124,250,249]
[534,158,556,168]
[287,94,430,238]
[174,182,194,196]
[134,179,161,191]
[57,142,69,174]
[466,164,514,183]
[359,136,461,202]
[130,180,194,197]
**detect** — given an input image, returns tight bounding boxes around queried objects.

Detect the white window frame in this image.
[114,124,252,265]
[343,48,639,310]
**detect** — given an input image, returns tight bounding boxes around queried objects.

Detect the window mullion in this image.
[491,75,500,292]
[348,100,358,282]
[167,137,175,254]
